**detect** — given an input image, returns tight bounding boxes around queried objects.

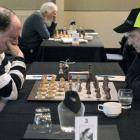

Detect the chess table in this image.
[2,62,140,140]
[37,30,107,62]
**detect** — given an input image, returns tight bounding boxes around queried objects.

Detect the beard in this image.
[44,19,52,27]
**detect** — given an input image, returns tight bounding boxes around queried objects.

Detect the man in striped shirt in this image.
[0,7,26,110]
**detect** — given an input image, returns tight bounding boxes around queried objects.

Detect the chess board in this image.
[27,81,118,102]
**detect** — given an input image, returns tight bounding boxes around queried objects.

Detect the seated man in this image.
[0,7,26,110]
[20,2,58,62]
[114,8,140,99]
[119,36,136,74]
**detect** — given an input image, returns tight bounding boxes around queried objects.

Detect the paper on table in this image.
[48,38,61,41]
[95,75,125,82]
[26,75,42,80]
[85,32,98,36]
[75,116,98,140]
[26,75,53,80]
[61,38,88,43]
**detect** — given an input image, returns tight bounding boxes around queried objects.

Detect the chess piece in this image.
[95,88,101,98]
[60,31,63,38]
[102,76,109,90]
[77,74,80,83]
[57,63,64,80]
[104,87,111,99]
[88,64,93,81]
[86,79,90,90]
[69,80,73,91]
[86,65,92,90]
[93,78,99,89]
[78,81,82,92]
[63,63,69,81]
[86,84,91,95]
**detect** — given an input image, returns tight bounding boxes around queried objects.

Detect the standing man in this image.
[114,8,140,99]
[0,6,26,110]
[21,2,58,62]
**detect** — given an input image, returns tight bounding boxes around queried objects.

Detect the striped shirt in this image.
[0,53,26,100]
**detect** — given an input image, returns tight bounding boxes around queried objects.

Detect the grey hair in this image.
[40,2,57,14]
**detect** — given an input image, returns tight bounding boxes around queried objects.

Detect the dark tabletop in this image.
[0,62,140,140]
[37,35,107,62]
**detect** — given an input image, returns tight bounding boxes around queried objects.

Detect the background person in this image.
[20,2,58,63]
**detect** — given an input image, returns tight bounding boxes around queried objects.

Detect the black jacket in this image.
[21,11,57,50]
[126,53,140,100]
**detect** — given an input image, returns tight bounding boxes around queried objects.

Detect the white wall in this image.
[64,11,129,48]
[14,10,129,49]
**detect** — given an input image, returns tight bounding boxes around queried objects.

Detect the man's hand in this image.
[53,15,56,23]
[6,41,24,57]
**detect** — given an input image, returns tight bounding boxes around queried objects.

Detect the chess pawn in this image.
[93,78,99,89]
[57,63,64,80]
[86,80,90,90]
[86,84,91,94]
[55,30,59,39]
[78,81,82,92]
[86,72,91,90]
[63,63,69,81]
[60,31,63,38]
[104,87,111,99]
[77,75,80,83]
[106,92,111,100]
[69,80,73,91]
[87,89,91,95]
[95,88,101,98]
[88,64,93,81]
[63,30,67,37]
[102,76,109,89]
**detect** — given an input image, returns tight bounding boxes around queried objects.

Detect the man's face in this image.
[43,10,57,24]
[0,15,21,53]
[127,30,140,53]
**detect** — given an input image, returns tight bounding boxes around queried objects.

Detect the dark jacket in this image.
[20,11,57,62]
[126,53,140,100]
[21,11,56,49]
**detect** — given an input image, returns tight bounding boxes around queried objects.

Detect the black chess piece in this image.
[102,76,109,89]
[86,83,91,95]
[95,88,101,98]
[104,87,111,99]
[93,78,99,89]
[78,81,82,92]
[69,80,73,91]
[57,63,64,81]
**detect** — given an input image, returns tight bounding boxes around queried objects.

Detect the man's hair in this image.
[40,2,57,14]
[0,7,12,32]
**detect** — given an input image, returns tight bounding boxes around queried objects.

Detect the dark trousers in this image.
[20,47,39,63]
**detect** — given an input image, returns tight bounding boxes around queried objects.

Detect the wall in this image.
[0,0,55,10]
[64,11,129,48]
[1,0,139,48]
[65,0,140,11]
